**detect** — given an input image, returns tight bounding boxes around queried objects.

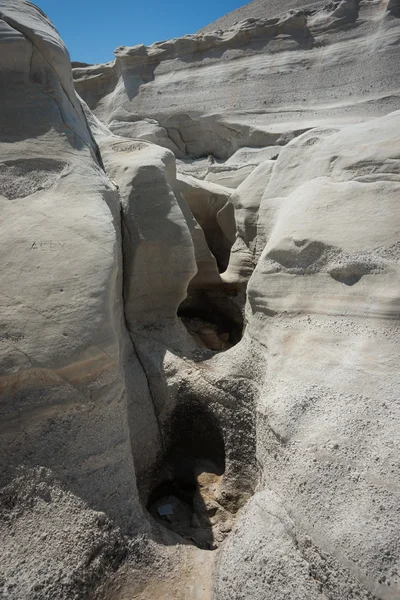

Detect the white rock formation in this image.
[73,0,400,169]
[216,107,400,600]
[0,2,146,596]
[1,0,400,599]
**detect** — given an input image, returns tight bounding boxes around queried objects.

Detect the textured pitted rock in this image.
[214,109,400,599]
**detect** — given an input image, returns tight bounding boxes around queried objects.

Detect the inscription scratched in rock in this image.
[30,241,66,251]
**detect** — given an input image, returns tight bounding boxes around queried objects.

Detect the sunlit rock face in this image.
[1,0,400,599]
[216,108,400,600]
[73,1,400,168]
[0,2,144,597]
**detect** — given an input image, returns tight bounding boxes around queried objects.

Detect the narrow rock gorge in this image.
[0,1,399,599]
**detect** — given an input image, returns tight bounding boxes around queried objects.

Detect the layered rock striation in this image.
[73,0,400,165]
[1,1,400,599]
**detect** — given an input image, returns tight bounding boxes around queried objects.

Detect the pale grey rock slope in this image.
[199,0,325,33]
[202,0,400,33]
[73,0,400,169]
[0,1,148,597]
[1,0,400,599]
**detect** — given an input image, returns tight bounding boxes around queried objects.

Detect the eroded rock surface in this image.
[1,0,400,599]
[0,2,143,597]
[216,108,400,600]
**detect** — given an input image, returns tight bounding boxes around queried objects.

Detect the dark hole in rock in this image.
[147,402,233,550]
[329,266,365,286]
[330,272,363,286]
[267,240,328,270]
[178,290,244,351]
[387,0,400,18]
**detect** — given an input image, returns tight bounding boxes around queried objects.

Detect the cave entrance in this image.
[178,290,244,352]
[147,401,232,550]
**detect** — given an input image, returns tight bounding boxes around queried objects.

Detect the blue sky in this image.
[36,0,246,64]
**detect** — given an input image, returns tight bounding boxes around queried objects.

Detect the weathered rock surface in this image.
[216,107,400,600]
[199,0,321,33]
[0,2,145,597]
[1,0,400,599]
[73,0,400,171]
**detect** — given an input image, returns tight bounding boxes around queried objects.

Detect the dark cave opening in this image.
[178,289,244,352]
[329,264,368,286]
[147,401,230,550]
[330,271,363,286]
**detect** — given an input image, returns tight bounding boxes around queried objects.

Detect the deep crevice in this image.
[146,401,232,550]
[178,289,244,352]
